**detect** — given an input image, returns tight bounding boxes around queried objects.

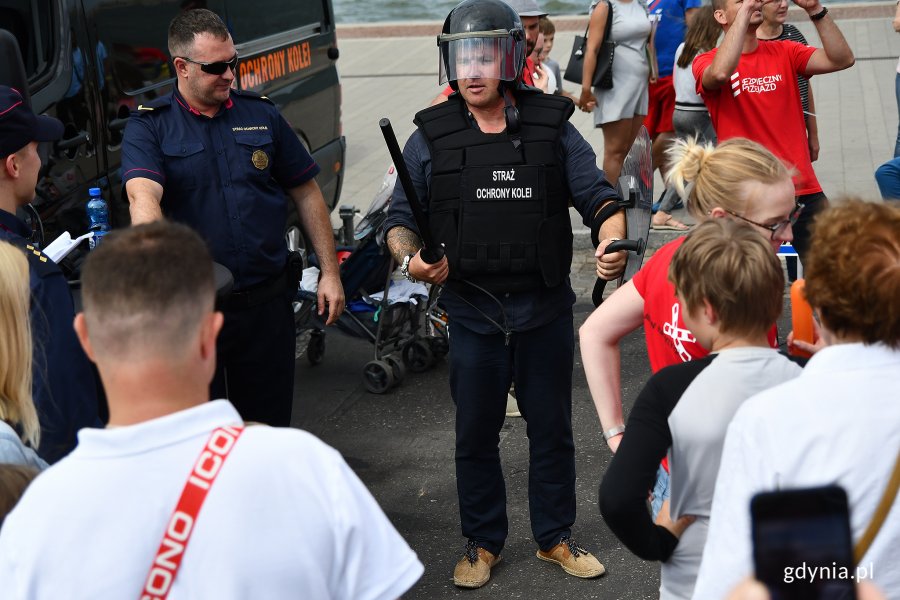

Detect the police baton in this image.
[592,238,644,307]
[379,118,445,265]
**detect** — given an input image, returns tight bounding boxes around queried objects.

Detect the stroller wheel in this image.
[384,354,406,385]
[402,340,434,373]
[307,331,325,365]
[363,360,395,394]
[428,336,449,359]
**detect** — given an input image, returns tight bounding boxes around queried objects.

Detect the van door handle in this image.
[57,131,90,151]
[109,117,129,132]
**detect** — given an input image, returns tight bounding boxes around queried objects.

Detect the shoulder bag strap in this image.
[581,1,613,51]
[604,0,614,41]
[139,424,245,600]
[854,447,900,565]
[577,11,591,51]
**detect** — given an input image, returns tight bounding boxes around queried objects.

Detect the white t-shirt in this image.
[672,42,705,111]
[542,64,559,97]
[0,401,424,600]
[693,343,900,600]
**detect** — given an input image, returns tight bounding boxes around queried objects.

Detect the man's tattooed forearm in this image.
[386,227,423,263]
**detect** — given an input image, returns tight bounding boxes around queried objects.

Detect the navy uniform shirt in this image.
[383,119,619,334]
[121,87,320,289]
[0,210,100,464]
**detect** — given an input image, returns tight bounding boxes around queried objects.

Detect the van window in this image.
[225,3,328,42]
[0,0,54,81]
[90,1,187,95]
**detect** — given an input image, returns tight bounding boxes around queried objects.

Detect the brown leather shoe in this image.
[453,541,501,588]
[536,537,605,579]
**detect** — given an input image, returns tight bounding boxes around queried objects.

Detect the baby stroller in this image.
[294,165,449,394]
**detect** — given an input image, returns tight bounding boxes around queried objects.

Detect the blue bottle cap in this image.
[89,187,102,196]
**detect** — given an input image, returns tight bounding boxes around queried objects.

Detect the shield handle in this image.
[591,238,645,307]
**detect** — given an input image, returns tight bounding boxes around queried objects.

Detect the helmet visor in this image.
[439,34,523,85]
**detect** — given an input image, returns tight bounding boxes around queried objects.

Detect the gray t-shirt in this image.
[664,347,802,599]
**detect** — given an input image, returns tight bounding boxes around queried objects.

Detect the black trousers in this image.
[785,192,827,281]
[793,192,828,262]
[211,293,295,426]
[449,311,577,556]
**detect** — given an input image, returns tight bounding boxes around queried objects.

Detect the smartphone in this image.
[751,486,858,600]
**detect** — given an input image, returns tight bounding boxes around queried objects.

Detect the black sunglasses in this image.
[177,54,239,75]
[724,201,805,240]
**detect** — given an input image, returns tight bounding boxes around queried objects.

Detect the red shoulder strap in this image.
[140,425,244,600]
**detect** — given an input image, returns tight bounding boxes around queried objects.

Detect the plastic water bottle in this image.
[86,187,109,250]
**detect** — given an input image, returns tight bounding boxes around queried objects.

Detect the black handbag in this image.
[563,0,615,90]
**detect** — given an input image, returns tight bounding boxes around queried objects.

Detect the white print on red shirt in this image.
[662,302,696,362]
[730,71,784,97]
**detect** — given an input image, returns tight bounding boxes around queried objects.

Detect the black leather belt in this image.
[220,270,288,311]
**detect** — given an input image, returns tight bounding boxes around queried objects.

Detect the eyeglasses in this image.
[724,201,805,240]
[176,54,239,75]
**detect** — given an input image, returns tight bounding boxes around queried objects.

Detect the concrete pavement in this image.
[296,7,899,598]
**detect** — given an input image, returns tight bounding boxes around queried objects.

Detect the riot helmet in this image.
[438,0,525,89]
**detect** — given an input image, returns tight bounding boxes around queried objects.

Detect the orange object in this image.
[790,279,816,358]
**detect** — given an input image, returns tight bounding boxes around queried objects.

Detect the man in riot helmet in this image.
[383,0,626,588]
[430,0,547,104]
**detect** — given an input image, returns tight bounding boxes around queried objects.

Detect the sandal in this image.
[651,214,691,231]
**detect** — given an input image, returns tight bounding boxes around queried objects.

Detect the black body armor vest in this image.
[414,90,575,294]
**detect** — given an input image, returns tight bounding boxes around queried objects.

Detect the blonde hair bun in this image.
[664,137,791,220]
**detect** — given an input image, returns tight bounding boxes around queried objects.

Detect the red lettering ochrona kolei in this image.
[239,42,312,90]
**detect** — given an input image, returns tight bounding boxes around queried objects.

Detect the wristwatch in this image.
[809,6,828,20]
[400,253,418,283]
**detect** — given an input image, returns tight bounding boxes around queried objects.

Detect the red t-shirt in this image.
[632,237,709,372]
[632,237,779,373]
[522,57,536,86]
[693,41,820,195]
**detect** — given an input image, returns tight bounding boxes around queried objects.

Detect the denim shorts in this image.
[650,464,671,520]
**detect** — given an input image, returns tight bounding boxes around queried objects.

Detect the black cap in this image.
[0,85,64,156]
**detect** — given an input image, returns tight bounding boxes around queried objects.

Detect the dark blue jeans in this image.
[449,311,576,556]
[876,157,900,201]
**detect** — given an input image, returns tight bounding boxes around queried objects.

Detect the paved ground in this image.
[295,8,898,598]
[293,302,669,599]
